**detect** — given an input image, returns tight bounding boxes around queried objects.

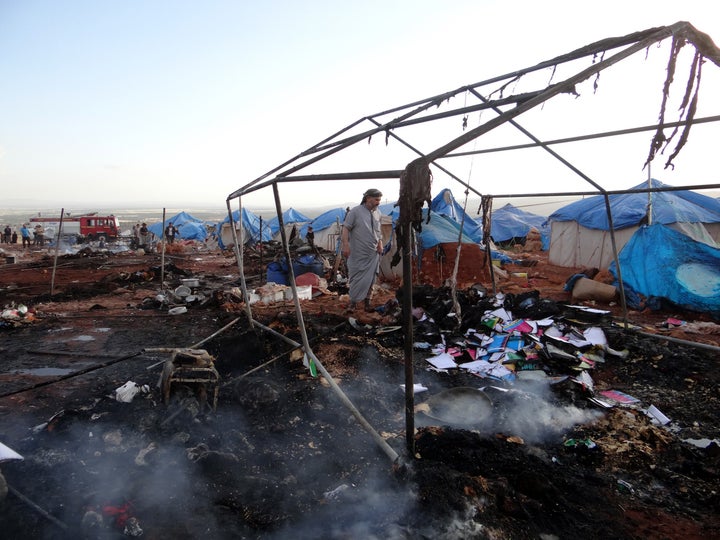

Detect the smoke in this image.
[264,470,417,540]
[483,380,604,444]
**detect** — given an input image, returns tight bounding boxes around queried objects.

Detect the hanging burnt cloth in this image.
[391,157,433,267]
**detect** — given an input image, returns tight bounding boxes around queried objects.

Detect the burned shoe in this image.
[364,299,374,313]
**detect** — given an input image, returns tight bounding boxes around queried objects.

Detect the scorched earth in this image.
[0,239,718,539]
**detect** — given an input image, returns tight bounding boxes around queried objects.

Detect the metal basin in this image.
[421,387,493,426]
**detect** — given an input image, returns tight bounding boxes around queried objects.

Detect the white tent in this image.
[547,179,720,269]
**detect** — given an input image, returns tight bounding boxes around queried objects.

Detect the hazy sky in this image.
[1,1,719,212]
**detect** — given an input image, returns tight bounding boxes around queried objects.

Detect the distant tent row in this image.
[214,179,718,313]
[299,181,720,313]
[218,207,315,249]
[214,189,551,256]
[380,189,549,249]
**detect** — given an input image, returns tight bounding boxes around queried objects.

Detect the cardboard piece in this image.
[571,277,617,302]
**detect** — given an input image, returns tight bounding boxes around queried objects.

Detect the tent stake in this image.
[49,207,64,296]
[629,328,720,353]
[251,320,400,465]
[7,484,68,531]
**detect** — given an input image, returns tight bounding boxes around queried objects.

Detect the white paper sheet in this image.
[426,352,457,370]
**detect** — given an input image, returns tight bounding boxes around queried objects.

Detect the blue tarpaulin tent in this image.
[610,224,720,314]
[378,205,477,247]
[267,208,311,238]
[299,207,347,251]
[378,205,515,265]
[300,207,346,236]
[415,210,479,249]
[147,211,207,241]
[491,203,549,249]
[218,207,273,248]
[430,189,484,243]
[175,221,207,241]
[547,179,720,268]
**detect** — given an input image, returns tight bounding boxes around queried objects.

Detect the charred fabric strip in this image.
[645,22,720,170]
[663,50,702,169]
[645,35,683,168]
[391,157,432,267]
[0,351,142,399]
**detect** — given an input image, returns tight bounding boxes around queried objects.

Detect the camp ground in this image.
[1,22,720,539]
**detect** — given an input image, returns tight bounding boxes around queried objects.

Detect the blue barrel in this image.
[293,255,324,277]
[266,261,288,284]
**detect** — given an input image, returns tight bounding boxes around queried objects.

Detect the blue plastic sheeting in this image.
[218,207,273,248]
[418,211,478,249]
[380,190,547,248]
[430,189,484,243]
[610,224,720,313]
[378,202,399,219]
[548,179,720,230]
[266,208,311,235]
[491,203,549,247]
[299,207,346,236]
[377,204,515,263]
[173,221,207,241]
[147,212,207,241]
[380,190,484,243]
[378,205,476,248]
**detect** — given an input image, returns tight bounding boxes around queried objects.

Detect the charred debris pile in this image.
[1,271,719,538]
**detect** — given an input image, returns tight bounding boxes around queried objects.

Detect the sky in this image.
[1,0,719,213]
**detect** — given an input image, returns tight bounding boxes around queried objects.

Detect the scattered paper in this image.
[599,389,640,405]
[459,359,514,380]
[400,384,429,394]
[0,441,23,462]
[488,307,512,323]
[114,381,149,403]
[426,352,457,370]
[572,370,595,392]
[646,404,671,425]
[583,327,608,347]
[565,305,611,315]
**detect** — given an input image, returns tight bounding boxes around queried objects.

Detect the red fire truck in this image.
[29,213,121,243]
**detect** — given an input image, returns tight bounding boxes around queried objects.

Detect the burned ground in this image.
[0,243,719,539]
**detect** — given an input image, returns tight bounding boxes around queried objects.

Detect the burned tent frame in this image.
[226,21,720,456]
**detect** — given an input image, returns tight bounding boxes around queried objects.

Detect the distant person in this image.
[341,188,383,313]
[20,224,32,248]
[165,223,177,244]
[131,223,140,249]
[306,225,319,255]
[138,223,149,250]
[34,224,45,246]
[3,225,10,244]
[11,230,17,244]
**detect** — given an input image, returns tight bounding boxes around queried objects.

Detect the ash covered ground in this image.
[0,243,718,539]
